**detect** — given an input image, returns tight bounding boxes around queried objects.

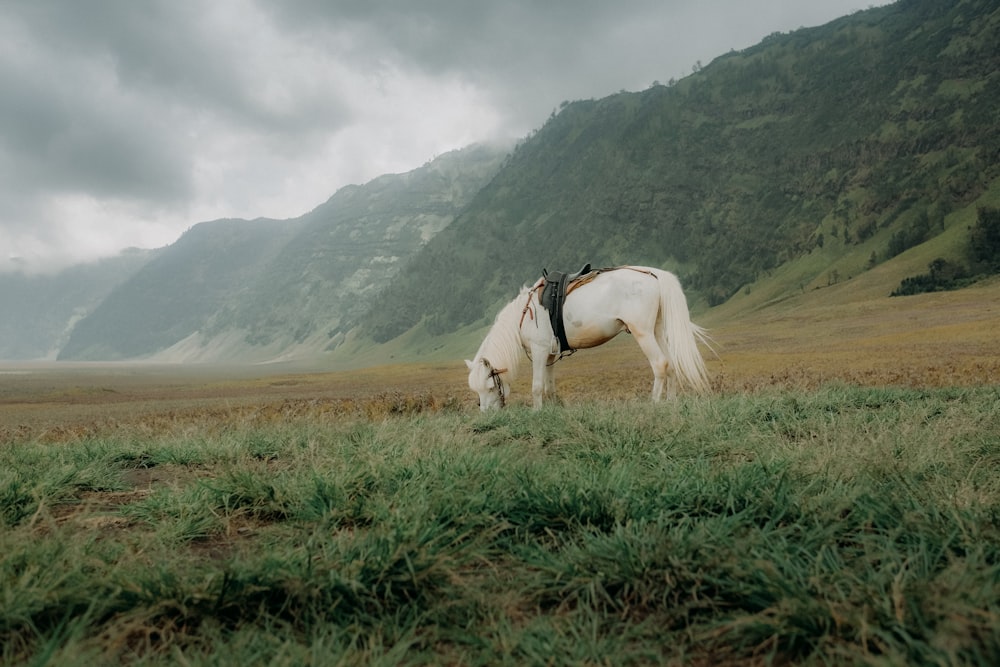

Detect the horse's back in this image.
[561,267,664,348]
[569,267,663,309]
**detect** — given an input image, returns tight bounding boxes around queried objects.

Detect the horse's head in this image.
[465,357,508,411]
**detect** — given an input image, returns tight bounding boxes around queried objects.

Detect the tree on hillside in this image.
[969,206,1000,272]
[891,206,1000,297]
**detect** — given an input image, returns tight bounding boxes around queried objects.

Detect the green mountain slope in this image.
[359,0,1000,343]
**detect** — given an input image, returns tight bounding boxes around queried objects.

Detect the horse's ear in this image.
[465,359,474,370]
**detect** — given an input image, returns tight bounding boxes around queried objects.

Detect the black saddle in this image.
[540,263,591,354]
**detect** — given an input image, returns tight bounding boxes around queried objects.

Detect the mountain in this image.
[57,220,298,360]
[197,142,508,355]
[358,0,1000,343]
[13,0,1000,365]
[56,143,508,361]
[0,249,157,360]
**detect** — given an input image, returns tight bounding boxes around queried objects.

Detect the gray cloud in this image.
[0,58,190,202]
[0,0,876,273]
[259,0,866,124]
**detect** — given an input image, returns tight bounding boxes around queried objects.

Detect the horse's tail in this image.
[654,269,711,393]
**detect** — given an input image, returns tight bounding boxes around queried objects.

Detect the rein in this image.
[488,367,506,408]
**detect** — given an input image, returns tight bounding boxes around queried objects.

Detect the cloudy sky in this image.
[1,0,883,273]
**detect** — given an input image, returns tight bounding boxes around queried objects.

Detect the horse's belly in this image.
[565,320,624,349]
[561,279,641,349]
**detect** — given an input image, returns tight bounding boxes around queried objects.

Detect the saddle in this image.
[540,263,592,354]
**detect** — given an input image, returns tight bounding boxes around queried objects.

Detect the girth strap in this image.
[540,263,591,354]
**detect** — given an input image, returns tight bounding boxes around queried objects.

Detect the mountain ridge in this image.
[54,143,508,361]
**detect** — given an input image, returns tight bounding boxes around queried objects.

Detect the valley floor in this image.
[2,281,998,441]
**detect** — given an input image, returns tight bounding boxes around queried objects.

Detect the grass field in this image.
[2,284,999,665]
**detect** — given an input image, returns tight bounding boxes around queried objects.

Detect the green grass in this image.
[2,385,1000,665]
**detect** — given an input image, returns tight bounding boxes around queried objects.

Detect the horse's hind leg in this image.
[632,330,670,402]
[664,365,678,400]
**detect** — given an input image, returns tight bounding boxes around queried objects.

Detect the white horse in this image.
[466,266,711,410]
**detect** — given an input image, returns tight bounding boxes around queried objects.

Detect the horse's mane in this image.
[473,286,531,380]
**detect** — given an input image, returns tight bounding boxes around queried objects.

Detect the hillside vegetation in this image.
[361,0,1000,343]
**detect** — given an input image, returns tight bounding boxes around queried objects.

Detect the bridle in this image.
[487,366,506,408]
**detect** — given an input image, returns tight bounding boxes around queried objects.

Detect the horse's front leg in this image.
[530,344,551,409]
[544,364,559,404]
